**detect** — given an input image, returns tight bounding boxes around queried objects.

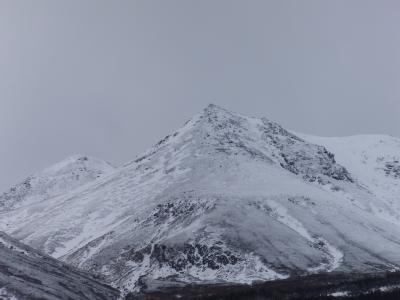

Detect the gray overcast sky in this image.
[0,0,399,192]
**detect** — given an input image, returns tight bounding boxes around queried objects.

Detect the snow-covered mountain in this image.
[1,105,400,295]
[0,231,119,300]
[0,155,114,212]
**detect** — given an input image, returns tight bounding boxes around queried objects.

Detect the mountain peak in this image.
[157,104,352,185]
[0,155,115,212]
[201,103,235,118]
[204,103,223,111]
[200,104,272,129]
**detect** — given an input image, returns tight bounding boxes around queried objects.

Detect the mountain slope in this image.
[0,231,119,300]
[297,134,400,226]
[1,105,400,295]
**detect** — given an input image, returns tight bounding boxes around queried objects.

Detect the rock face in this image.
[0,231,119,300]
[1,105,400,295]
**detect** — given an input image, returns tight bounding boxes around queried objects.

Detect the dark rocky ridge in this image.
[0,231,119,300]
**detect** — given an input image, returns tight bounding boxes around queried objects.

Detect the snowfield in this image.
[1,104,400,295]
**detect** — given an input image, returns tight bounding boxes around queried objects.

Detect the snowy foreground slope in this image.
[1,105,400,295]
[0,231,119,300]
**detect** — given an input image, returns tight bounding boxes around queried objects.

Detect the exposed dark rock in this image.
[125,242,239,273]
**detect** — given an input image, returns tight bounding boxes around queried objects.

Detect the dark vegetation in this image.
[126,271,400,300]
